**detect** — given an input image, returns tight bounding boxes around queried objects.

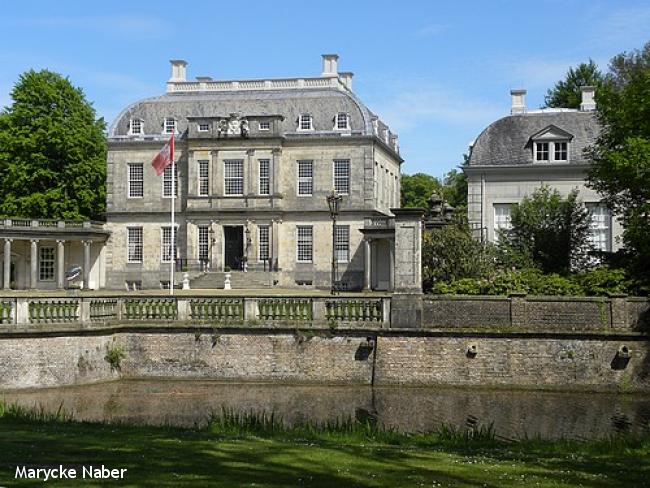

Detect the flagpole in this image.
[170,137,175,296]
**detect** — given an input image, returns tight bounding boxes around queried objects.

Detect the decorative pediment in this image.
[529,124,574,141]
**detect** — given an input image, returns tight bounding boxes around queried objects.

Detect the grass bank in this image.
[0,404,648,487]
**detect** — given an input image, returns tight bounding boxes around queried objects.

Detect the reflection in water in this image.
[2,379,650,441]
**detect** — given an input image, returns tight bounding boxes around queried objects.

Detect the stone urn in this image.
[224,272,232,290]
[182,272,190,290]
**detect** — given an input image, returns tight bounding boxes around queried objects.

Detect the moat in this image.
[3,379,650,441]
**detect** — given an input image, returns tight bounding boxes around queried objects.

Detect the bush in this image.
[572,267,630,296]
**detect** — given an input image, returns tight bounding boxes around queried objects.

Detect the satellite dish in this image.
[66,265,82,281]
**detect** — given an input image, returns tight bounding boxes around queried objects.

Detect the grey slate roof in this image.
[108,88,376,138]
[468,111,600,166]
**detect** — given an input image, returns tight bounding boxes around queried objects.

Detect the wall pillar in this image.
[363,239,372,291]
[609,294,628,329]
[246,149,255,196]
[210,150,219,198]
[271,148,281,206]
[30,239,38,289]
[388,240,395,291]
[271,219,281,271]
[3,239,11,289]
[83,240,92,290]
[56,240,65,289]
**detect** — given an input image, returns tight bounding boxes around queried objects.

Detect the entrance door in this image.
[224,226,244,270]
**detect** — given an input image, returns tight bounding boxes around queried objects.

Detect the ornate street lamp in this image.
[327,190,343,294]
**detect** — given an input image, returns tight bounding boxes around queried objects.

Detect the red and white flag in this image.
[151,135,174,176]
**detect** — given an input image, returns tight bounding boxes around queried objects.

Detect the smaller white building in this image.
[464,86,622,252]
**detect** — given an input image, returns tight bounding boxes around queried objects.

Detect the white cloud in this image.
[15,15,170,39]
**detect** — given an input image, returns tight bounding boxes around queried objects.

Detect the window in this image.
[297,226,313,262]
[259,121,270,131]
[535,142,549,161]
[298,114,313,131]
[198,160,209,196]
[162,164,179,198]
[334,159,350,195]
[587,204,612,252]
[554,141,568,161]
[335,113,349,130]
[258,225,270,262]
[127,227,143,263]
[164,118,176,134]
[259,159,270,195]
[161,226,177,263]
[224,160,244,195]
[198,122,210,132]
[198,226,209,262]
[335,225,350,263]
[128,163,144,198]
[130,118,142,135]
[39,247,55,281]
[493,204,513,241]
[297,160,313,196]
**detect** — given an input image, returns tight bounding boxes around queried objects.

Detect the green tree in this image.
[498,186,593,274]
[586,41,650,288]
[400,172,441,208]
[543,59,604,109]
[441,168,467,209]
[0,70,107,220]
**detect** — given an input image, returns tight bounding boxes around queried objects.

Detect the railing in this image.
[167,76,343,93]
[0,295,390,327]
[364,217,393,229]
[0,219,104,230]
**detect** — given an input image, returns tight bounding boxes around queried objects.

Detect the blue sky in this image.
[0,1,648,178]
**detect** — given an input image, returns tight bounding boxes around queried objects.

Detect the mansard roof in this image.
[468,110,600,166]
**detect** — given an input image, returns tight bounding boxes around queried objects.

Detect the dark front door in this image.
[224,226,244,270]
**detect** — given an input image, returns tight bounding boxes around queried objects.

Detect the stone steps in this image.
[190,271,278,289]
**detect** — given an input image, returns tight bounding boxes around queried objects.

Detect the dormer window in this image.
[164,117,176,134]
[335,113,350,130]
[535,142,549,161]
[298,114,313,131]
[197,122,210,132]
[259,121,270,131]
[554,141,568,161]
[530,125,573,163]
[129,118,143,135]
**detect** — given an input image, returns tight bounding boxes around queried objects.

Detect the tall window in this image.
[297,160,313,196]
[161,226,177,263]
[335,113,349,130]
[334,160,350,195]
[258,225,270,262]
[493,204,513,241]
[224,160,244,195]
[198,226,209,262]
[587,204,612,252]
[535,142,549,161]
[128,163,144,198]
[198,160,209,196]
[39,247,55,281]
[130,118,142,135]
[259,159,270,195]
[298,114,313,130]
[162,164,178,198]
[297,226,313,262]
[127,227,143,263]
[554,141,568,161]
[335,225,350,263]
[164,117,176,134]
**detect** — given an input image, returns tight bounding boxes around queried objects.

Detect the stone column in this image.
[246,149,255,196]
[363,239,372,291]
[56,240,65,289]
[210,150,219,198]
[272,219,281,271]
[3,239,11,289]
[30,239,38,289]
[271,148,281,202]
[83,240,92,290]
[388,240,395,291]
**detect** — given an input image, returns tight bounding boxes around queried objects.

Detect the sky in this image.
[0,1,648,178]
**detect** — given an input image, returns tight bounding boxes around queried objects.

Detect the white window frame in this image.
[258,159,270,196]
[224,160,244,196]
[333,159,350,195]
[587,203,612,252]
[160,226,177,263]
[198,160,209,197]
[334,113,350,130]
[197,122,210,132]
[296,226,313,263]
[554,141,568,161]
[127,227,143,263]
[297,160,313,196]
[259,121,270,131]
[163,117,176,134]
[127,163,144,199]
[129,118,143,135]
[39,246,55,281]
[493,204,513,242]
[162,164,178,198]
[534,140,570,163]
[258,225,270,262]
[297,114,313,131]
[198,225,210,262]
[335,225,350,263]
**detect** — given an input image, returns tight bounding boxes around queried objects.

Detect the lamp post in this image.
[327,190,343,294]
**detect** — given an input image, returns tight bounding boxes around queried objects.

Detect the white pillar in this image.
[57,239,65,289]
[364,239,372,291]
[30,239,38,289]
[83,240,92,289]
[3,239,11,289]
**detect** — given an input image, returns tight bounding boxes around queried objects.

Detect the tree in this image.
[400,173,441,208]
[441,168,467,209]
[543,59,604,109]
[0,70,107,220]
[498,186,593,274]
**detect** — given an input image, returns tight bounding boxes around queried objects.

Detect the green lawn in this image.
[0,417,648,487]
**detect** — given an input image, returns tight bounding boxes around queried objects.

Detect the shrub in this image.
[104,344,126,371]
[572,267,630,296]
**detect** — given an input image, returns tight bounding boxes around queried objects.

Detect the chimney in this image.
[321,54,339,77]
[169,60,188,82]
[510,89,526,114]
[339,71,353,90]
[580,86,596,111]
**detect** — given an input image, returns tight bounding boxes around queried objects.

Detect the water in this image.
[2,379,650,441]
